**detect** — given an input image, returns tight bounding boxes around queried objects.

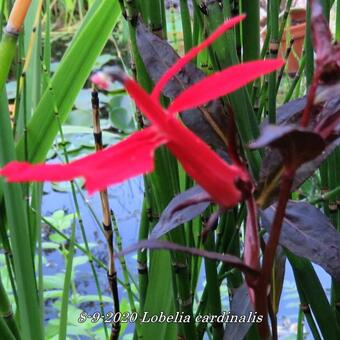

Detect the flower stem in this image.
[256,167,294,337]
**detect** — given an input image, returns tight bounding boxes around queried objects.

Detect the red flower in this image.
[0,15,284,207]
[1,127,167,194]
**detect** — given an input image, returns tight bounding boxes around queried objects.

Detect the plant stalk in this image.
[91,89,120,339]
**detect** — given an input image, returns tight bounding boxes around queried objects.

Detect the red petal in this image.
[165,119,248,207]
[124,78,169,129]
[0,127,167,193]
[0,161,81,182]
[123,76,248,207]
[90,71,111,90]
[151,15,246,101]
[83,128,165,193]
[168,59,285,114]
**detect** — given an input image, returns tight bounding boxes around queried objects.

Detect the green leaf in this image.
[72,256,89,268]
[142,251,177,339]
[0,90,43,339]
[77,295,112,304]
[43,274,65,290]
[45,318,90,338]
[41,242,60,250]
[288,252,340,339]
[109,95,135,131]
[65,109,93,127]
[45,210,75,231]
[49,233,66,244]
[94,53,117,68]
[44,290,63,300]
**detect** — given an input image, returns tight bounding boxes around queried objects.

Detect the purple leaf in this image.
[150,186,212,239]
[223,283,254,340]
[261,201,340,282]
[250,125,325,169]
[311,0,340,83]
[115,240,259,277]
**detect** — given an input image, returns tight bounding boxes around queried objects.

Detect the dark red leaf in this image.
[311,0,333,64]
[249,125,325,170]
[255,98,340,208]
[315,109,340,142]
[311,0,340,83]
[261,201,340,282]
[223,283,254,340]
[256,138,339,208]
[115,239,260,277]
[272,245,286,314]
[150,186,211,239]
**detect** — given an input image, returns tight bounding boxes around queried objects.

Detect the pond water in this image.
[41,177,144,338]
[41,178,330,339]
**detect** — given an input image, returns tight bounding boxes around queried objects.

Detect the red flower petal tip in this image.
[90,71,111,90]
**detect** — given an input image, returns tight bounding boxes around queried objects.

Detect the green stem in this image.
[310,185,340,204]
[278,0,293,41]
[336,0,340,41]
[319,0,330,22]
[198,0,262,178]
[58,220,76,340]
[203,232,223,339]
[150,149,197,340]
[112,213,142,336]
[288,252,340,339]
[295,284,321,340]
[147,0,165,38]
[137,196,150,312]
[0,273,20,338]
[0,208,18,309]
[0,0,5,40]
[179,0,192,52]
[305,1,314,87]
[241,0,259,62]
[0,316,15,340]
[268,0,279,123]
[283,54,306,103]
[0,88,43,340]
[0,32,17,91]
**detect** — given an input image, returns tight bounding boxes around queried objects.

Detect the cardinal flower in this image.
[0,15,284,208]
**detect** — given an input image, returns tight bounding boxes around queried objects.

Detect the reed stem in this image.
[0,0,32,90]
[91,88,120,339]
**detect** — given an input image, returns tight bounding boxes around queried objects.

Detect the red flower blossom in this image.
[1,127,167,194]
[0,15,284,208]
